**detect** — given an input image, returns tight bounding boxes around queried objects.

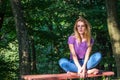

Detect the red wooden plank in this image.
[22,71,114,80]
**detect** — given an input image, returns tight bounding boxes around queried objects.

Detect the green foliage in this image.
[0,40,19,80]
[0,0,119,79]
[0,55,18,80]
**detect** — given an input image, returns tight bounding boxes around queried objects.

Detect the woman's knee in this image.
[59,58,69,66]
[94,52,102,60]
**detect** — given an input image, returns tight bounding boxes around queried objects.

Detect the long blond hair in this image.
[73,16,92,46]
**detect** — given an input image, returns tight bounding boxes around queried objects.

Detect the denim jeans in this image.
[59,52,102,72]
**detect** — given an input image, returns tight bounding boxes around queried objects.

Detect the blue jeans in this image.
[59,52,102,72]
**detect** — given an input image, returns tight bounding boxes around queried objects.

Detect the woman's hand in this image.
[81,67,87,78]
[79,66,87,78]
[77,67,82,76]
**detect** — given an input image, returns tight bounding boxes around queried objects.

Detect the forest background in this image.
[0,0,120,80]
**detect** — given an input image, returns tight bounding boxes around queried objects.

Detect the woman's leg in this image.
[87,52,102,70]
[59,58,78,72]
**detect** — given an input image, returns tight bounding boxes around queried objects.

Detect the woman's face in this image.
[76,21,86,35]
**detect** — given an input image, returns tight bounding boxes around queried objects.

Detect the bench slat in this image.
[22,71,114,80]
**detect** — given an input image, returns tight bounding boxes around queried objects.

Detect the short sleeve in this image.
[68,36,75,44]
[91,38,94,45]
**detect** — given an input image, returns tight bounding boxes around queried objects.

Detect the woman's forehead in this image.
[77,21,85,25]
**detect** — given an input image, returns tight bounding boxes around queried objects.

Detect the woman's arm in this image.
[83,38,94,67]
[82,46,92,68]
[68,44,81,69]
[80,46,92,78]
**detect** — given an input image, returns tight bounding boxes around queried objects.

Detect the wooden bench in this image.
[22,71,114,80]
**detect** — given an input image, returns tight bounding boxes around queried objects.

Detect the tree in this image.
[106,0,120,78]
[0,0,6,39]
[10,0,31,79]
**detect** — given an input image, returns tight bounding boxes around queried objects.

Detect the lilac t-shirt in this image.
[68,36,94,60]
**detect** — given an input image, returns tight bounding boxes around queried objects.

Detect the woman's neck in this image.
[80,34,84,39]
[80,34,86,42]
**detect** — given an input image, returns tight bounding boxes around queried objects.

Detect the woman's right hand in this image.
[77,67,82,76]
[78,67,87,78]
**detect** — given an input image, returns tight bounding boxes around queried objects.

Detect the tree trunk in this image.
[106,0,120,78]
[0,0,6,39]
[31,36,37,73]
[10,0,31,79]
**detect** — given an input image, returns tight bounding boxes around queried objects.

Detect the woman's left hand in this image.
[81,66,87,78]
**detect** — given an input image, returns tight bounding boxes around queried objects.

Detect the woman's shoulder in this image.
[68,34,76,44]
[68,35,75,39]
[90,37,94,44]
[91,37,94,41]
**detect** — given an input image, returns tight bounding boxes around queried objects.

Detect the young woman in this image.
[59,17,102,78]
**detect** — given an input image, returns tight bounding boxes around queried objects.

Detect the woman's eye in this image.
[77,25,80,27]
[77,25,85,27]
[81,25,85,27]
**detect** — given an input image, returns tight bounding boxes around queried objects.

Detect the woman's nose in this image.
[79,26,82,29]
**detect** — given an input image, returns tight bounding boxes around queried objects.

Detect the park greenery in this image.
[0,0,120,80]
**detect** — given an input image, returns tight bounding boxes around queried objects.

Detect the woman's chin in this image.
[79,32,84,35]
